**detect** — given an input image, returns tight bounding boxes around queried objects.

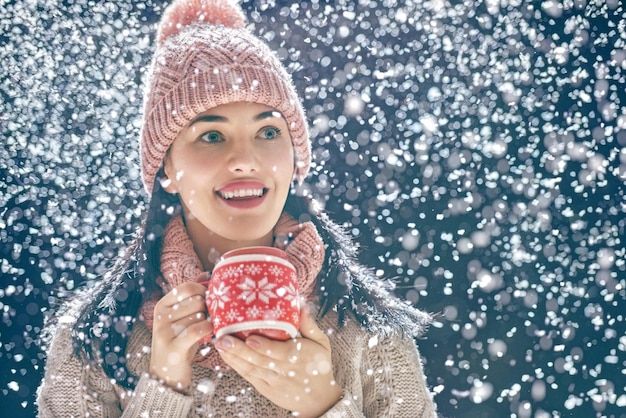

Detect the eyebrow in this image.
[188,110,284,127]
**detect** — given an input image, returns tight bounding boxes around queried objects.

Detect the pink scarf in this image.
[140,212,325,369]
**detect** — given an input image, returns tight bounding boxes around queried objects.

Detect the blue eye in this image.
[259,127,281,140]
[199,131,223,143]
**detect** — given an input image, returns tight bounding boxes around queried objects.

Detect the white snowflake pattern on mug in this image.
[222,265,240,278]
[225,308,240,322]
[271,304,285,318]
[237,276,278,304]
[276,283,298,305]
[244,263,262,275]
[209,281,231,312]
[268,264,284,278]
[246,305,262,318]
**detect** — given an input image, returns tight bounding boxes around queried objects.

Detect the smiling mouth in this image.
[217,188,267,200]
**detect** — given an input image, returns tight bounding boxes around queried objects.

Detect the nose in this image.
[227,138,259,173]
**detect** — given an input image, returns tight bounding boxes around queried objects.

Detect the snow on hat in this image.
[139,0,310,194]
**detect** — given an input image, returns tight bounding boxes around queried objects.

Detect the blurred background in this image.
[1,0,624,416]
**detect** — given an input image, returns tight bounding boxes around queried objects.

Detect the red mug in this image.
[205,246,299,341]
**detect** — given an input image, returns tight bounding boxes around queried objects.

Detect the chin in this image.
[217,225,274,243]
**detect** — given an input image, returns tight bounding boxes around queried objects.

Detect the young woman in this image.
[37,0,437,416]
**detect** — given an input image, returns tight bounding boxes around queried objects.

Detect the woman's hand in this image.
[215,305,343,417]
[149,282,213,392]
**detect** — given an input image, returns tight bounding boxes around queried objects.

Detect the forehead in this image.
[192,102,282,119]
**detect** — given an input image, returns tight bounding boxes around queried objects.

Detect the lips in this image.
[216,181,268,208]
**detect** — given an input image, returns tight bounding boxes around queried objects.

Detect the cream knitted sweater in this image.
[37,308,437,417]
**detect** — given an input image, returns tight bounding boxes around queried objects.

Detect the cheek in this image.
[174,152,213,180]
[275,146,296,176]
[270,158,295,182]
[169,168,207,200]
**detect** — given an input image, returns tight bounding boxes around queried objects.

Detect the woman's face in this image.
[163,102,295,259]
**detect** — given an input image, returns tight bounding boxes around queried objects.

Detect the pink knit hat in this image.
[139,0,311,194]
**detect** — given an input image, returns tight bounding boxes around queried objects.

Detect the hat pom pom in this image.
[157,0,246,45]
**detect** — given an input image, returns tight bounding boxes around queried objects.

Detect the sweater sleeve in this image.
[318,391,364,417]
[120,374,194,417]
[36,323,193,417]
[36,322,122,417]
[361,335,437,417]
[319,330,437,418]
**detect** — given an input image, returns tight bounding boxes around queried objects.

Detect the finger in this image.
[177,318,214,347]
[168,309,209,336]
[219,352,280,387]
[170,294,206,319]
[298,304,330,349]
[216,336,283,381]
[159,282,207,307]
[244,335,301,363]
[154,294,206,325]
[194,271,210,283]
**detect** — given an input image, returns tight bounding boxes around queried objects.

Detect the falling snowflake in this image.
[276,283,298,305]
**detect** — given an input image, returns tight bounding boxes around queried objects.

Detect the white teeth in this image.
[220,188,264,199]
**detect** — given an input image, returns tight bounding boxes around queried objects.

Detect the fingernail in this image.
[246,338,261,350]
[217,336,234,350]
